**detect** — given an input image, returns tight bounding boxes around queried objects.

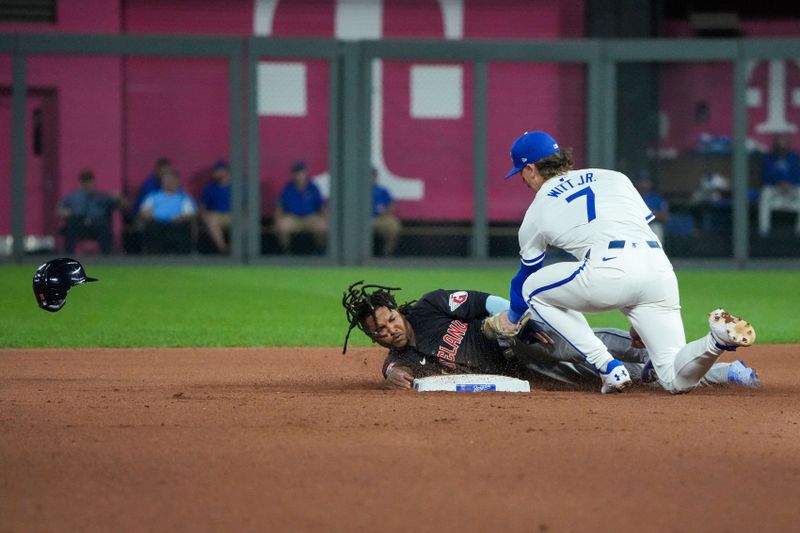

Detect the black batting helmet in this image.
[32,257,98,312]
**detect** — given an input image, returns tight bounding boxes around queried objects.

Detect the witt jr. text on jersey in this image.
[546,172,594,198]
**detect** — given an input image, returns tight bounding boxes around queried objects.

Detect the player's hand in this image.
[533,331,555,345]
[385,367,414,390]
[482,311,527,339]
[629,327,645,349]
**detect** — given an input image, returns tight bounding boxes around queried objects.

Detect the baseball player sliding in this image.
[341,282,759,391]
[486,131,755,394]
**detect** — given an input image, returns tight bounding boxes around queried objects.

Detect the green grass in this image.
[3,264,799,347]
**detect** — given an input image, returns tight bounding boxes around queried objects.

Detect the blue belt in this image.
[608,240,660,249]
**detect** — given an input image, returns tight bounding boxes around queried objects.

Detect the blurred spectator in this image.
[690,172,731,233]
[199,159,232,254]
[139,170,197,254]
[57,169,123,255]
[758,134,800,237]
[635,174,670,244]
[130,157,174,222]
[274,160,327,253]
[371,167,402,256]
[691,172,731,205]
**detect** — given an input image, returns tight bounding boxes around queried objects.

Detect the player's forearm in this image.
[485,295,510,315]
[508,261,541,322]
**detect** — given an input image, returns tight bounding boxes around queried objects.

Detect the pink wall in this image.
[121,0,255,36]
[258,59,331,213]
[660,20,800,154]
[0,0,121,34]
[123,57,231,199]
[0,57,123,235]
[121,0,586,221]
[0,0,122,235]
[5,0,800,237]
[0,0,587,232]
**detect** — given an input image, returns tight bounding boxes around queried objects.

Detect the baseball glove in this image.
[481,311,531,340]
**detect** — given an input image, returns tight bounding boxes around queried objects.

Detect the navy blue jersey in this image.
[382,289,519,378]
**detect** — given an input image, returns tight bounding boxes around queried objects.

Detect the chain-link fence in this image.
[3,35,800,264]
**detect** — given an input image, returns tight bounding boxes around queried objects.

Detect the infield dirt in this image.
[1,346,798,532]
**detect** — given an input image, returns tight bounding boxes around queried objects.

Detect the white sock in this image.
[671,335,724,392]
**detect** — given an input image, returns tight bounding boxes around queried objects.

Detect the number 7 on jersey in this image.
[566,186,596,222]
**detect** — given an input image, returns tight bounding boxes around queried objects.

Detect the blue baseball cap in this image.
[290,160,308,173]
[503,131,560,180]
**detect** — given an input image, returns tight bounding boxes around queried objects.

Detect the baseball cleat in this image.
[726,360,761,388]
[708,308,756,350]
[600,359,632,394]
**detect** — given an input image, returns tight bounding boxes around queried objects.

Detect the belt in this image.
[586,240,660,259]
[608,240,660,249]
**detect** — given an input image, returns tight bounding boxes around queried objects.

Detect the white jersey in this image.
[518,168,657,264]
[513,163,734,395]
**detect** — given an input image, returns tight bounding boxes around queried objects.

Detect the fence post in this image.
[11,41,26,263]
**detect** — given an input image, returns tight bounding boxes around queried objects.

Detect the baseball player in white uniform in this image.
[490,131,756,394]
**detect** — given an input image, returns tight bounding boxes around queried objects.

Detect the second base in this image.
[413,374,531,393]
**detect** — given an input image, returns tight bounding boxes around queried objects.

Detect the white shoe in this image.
[708,308,756,350]
[600,360,632,394]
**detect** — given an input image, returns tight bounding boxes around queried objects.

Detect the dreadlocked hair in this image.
[341,280,414,354]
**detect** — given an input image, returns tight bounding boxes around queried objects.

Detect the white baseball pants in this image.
[522,240,723,393]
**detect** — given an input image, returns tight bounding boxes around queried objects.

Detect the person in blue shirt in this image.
[274,160,327,253]
[139,170,197,254]
[199,159,232,254]
[758,134,800,236]
[371,167,402,256]
[130,157,174,221]
[57,169,124,254]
